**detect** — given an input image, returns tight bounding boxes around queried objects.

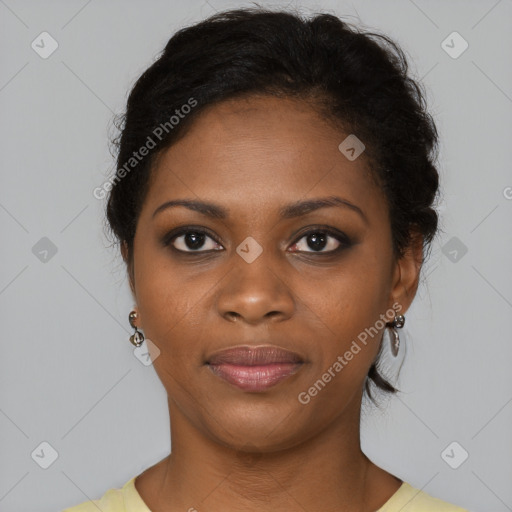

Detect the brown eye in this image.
[289,228,352,254]
[165,229,223,253]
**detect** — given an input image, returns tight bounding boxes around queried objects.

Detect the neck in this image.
[143,389,384,512]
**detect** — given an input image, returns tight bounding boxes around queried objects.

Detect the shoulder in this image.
[61,476,149,512]
[378,481,469,512]
[61,488,123,512]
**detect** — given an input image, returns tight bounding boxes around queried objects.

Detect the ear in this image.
[389,230,424,315]
[121,240,136,298]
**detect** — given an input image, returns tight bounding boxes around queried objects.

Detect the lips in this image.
[207,345,303,365]
[206,345,304,392]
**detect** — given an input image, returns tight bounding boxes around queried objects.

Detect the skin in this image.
[122,94,423,512]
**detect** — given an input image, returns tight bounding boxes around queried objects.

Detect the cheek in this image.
[134,236,191,318]
[295,250,392,334]
[133,246,182,349]
[133,249,220,372]
[289,252,393,389]
[291,273,389,415]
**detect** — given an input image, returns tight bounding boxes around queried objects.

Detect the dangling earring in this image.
[386,314,405,357]
[129,310,144,347]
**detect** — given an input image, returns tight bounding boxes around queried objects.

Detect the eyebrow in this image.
[152,195,367,223]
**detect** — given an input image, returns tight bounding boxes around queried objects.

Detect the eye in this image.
[163,226,352,255]
[288,228,350,254]
[165,228,223,253]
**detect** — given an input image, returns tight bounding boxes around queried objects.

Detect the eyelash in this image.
[162,225,352,256]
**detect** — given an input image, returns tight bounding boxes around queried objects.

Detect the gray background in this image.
[1,0,511,511]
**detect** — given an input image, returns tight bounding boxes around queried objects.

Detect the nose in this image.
[216,258,295,325]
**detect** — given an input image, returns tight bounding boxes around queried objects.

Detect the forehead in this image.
[142,95,384,221]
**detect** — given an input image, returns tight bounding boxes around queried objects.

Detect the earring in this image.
[129,310,144,347]
[386,314,405,357]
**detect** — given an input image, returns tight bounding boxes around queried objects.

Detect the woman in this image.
[64,7,469,511]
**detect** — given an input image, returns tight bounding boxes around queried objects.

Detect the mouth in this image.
[206,345,304,392]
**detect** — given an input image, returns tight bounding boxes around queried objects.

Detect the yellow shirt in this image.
[62,476,469,511]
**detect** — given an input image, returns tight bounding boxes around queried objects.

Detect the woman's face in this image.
[128,94,420,451]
